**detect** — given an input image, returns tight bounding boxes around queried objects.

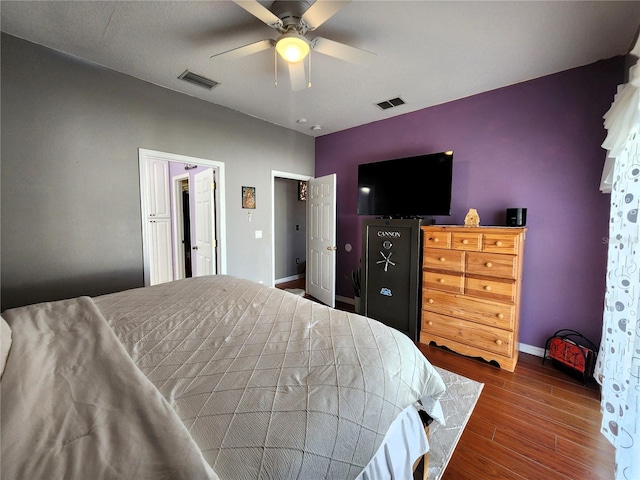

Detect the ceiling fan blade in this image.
[288,61,307,91]
[301,0,349,31]
[232,0,283,29]
[211,39,275,60]
[311,37,376,66]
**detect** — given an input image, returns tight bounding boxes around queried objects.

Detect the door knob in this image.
[192,246,199,250]
[326,246,337,251]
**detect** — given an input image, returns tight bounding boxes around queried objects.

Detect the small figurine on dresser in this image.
[464,208,480,227]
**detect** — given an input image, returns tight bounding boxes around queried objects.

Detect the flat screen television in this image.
[357,151,453,218]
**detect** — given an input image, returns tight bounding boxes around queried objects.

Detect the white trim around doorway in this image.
[139,149,227,286]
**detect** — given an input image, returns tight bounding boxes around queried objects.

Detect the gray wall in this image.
[274,178,306,281]
[1,34,315,310]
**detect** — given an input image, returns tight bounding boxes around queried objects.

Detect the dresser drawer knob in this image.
[438,278,445,284]
[433,238,439,243]
[484,285,492,291]
[485,262,492,268]
[462,239,469,245]
[439,257,446,262]
[495,241,503,247]
[497,313,504,319]
[427,298,434,304]
[495,339,503,346]
[427,321,433,326]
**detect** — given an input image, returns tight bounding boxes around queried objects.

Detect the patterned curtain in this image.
[595,57,640,479]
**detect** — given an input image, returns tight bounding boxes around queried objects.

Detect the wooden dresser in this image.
[420,225,526,372]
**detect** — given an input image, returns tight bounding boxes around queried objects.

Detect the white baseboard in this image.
[336,295,355,305]
[275,274,305,284]
[519,343,545,357]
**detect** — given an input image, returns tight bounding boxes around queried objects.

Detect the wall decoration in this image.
[298,181,308,201]
[242,186,256,209]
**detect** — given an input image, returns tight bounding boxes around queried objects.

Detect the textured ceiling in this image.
[2,1,639,137]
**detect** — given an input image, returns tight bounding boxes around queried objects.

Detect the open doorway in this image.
[181,182,193,278]
[139,149,227,286]
[172,173,192,280]
[171,164,218,279]
[271,171,312,291]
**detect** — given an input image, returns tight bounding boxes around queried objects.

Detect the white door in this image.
[146,158,173,285]
[149,217,173,285]
[148,159,171,217]
[306,174,337,307]
[194,168,216,276]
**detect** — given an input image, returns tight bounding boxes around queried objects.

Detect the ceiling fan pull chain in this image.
[274,48,278,87]
[308,51,312,88]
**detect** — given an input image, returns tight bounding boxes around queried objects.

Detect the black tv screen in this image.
[357,151,453,217]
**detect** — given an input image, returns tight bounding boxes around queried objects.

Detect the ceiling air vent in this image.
[178,70,219,90]
[375,96,406,110]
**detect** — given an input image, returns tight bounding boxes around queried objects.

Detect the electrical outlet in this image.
[255,230,262,239]
[296,258,300,264]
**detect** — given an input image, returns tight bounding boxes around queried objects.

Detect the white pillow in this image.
[1,316,12,380]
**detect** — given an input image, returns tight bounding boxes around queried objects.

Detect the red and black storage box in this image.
[543,329,597,384]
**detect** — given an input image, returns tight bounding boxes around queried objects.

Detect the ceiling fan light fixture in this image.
[276,33,310,63]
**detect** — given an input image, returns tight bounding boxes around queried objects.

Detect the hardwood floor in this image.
[275,279,614,478]
[275,277,354,311]
[417,343,614,480]
[275,278,306,290]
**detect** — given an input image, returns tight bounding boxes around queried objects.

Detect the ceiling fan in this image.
[211,0,376,91]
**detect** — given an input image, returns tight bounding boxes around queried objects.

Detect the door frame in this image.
[270,170,312,287]
[171,173,190,280]
[139,148,227,286]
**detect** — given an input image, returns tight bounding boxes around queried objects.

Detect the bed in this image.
[1,275,446,479]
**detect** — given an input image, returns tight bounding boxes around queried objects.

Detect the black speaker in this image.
[506,208,527,226]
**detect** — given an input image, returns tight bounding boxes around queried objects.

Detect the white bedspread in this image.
[1,296,217,480]
[95,275,446,479]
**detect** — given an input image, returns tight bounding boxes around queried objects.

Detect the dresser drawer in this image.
[451,232,482,251]
[423,248,464,272]
[466,252,517,279]
[424,230,451,249]
[423,270,463,293]
[422,289,515,330]
[482,233,519,254]
[465,276,516,302]
[422,311,514,357]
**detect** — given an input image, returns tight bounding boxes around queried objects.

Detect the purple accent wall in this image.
[315,57,625,349]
